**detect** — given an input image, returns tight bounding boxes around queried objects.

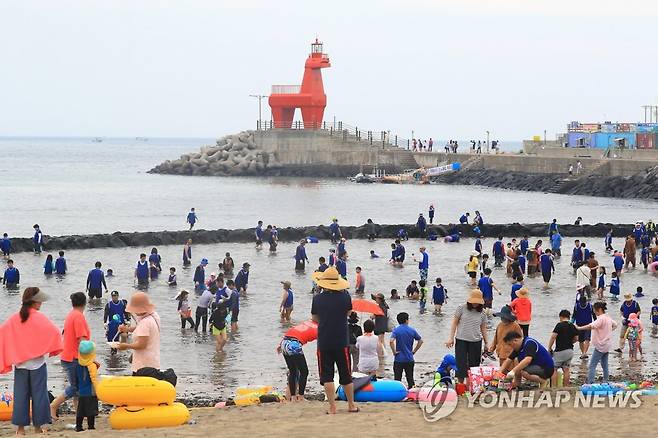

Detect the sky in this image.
[0,0,657,140]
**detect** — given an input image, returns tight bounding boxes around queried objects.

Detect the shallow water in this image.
[1,137,657,238]
[1,235,656,399]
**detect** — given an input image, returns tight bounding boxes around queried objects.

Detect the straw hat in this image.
[466,290,485,305]
[311,267,349,291]
[517,288,530,298]
[78,340,96,366]
[624,293,633,300]
[126,292,155,314]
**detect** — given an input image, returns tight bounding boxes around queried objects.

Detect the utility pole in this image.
[249,94,268,129]
[486,130,490,153]
[544,129,547,145]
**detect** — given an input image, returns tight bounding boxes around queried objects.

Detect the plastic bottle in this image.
[556,369,564,387]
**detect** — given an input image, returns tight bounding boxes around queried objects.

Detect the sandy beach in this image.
[3,397,657,438]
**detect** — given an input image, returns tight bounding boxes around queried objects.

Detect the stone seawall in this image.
[7,223,636,254]
[435,167,658,199]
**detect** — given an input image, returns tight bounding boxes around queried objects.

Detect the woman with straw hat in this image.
[445,290,488,385]
[310,267,358,415]
[113,292,161,374]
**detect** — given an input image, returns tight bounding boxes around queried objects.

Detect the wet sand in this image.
[2,398,657,437]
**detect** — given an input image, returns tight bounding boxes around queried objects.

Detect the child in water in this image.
[43,254,54,275]
[355,267,365,293]
[209,297,229,352]
[418,279,428,313]
[432,277,447,314]
[106,268,113,277]
[176,290,195,329]
[390,288,400,300]
[635,286,644,298]
[596,267,606,301]
[609,272,620,301]
[168,267,177,286]
[279,281,294,323]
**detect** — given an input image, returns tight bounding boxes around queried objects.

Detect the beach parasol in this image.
[351,299,384,316]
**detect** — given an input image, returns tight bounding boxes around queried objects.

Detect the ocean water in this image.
[0,236,655,398]
[0,137,656,238]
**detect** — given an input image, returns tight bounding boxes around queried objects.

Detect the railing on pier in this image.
[256,119,411,150]
[271,85,301,94]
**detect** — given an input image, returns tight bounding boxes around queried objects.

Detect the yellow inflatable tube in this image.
[97,377,176,406]
[109,402,190,430]
[235,386,273,396]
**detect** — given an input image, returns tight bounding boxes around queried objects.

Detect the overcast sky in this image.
[1,0,657,140]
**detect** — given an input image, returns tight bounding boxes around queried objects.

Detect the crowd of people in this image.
[2,210,658,432]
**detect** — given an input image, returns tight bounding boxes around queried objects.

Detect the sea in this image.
[0,136,656,399]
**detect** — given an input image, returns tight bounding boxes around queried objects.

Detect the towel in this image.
[0,308,63,374]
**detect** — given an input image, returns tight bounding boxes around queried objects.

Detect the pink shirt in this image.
[131,312,161,372]
[590,313,617,353]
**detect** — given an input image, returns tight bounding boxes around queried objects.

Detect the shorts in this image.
[212,326,227,336]
[317,347,352,385]
[88,288,102,299]
[484,299,493,309]
[231,309,239,322]
[552,349,574,368]
[525,365,554,380]
[468,271,477,279]
[282,338,303,356]
[578,331,591,342]
[542,271,551,283]
[62,359,79,399]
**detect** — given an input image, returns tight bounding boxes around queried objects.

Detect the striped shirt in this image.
[454,304,487,342]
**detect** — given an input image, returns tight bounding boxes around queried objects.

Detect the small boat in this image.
[92,137,103,143]
[382,163,461,184]
[348,173,378,183]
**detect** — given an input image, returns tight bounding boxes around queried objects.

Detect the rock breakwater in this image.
[7,223,636,254]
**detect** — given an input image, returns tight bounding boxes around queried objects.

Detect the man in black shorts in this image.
[311,267,358,414]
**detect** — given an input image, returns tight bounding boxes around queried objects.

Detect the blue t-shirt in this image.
[620,300,640,320]
[335,259,347,277]
[651,306,658,325]
[597,274,605,290]
[573,302,594,325]
[391,324,422,363]
[55,257,67,274]
[610,278,620,295]
[613,255,624,271]
[0,238,10,253]
[255,225,263,239]
[493,241,504,256]
[540,254,553,273]
[478,276,493,300]
[510,337,554,370]
[317,263,328,272]
[418,252,429,270]
[551,234,562,250]
[135,260,149,280]
[572,247,583,263]
[459,215,468,224]
[475,239,482,253]
[187,212,197,224]
[511,283,522,301]
[87,268,106,290]
[605,233,612,246]
[520,239,529,254]
[518,255,526,273]
[295,245,307,262]
[432,285,445,303]
[329,222,340,235]
[235,269,249,290]
[3,267,19,284]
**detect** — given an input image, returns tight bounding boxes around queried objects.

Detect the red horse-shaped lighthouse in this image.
[269,39,331,129]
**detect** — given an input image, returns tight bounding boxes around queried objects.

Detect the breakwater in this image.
[7,223,636,254]
[435,166,658,199]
